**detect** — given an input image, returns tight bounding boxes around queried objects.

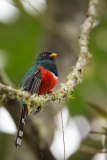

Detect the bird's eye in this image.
[42,53,47,57]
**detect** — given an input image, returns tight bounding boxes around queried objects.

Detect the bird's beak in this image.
[49,53,57,57]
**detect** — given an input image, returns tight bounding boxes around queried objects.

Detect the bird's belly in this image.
[38,66,58,94]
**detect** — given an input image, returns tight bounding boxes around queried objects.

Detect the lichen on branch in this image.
[0,0,98,114]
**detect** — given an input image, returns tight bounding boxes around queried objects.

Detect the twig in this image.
[26,0,77,53]
[0,0,98,114]
[59,103,66,160]
[80,144,102,155]
[90,130,107,135]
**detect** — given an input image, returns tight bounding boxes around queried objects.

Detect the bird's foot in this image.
[47,91,52,94]
[34,106,42,115]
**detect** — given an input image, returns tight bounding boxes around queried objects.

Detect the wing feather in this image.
[23,69,41,94]
[30,77,41,94]
[33,78,41,93]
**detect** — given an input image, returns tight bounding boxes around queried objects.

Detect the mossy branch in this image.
[0,0,98,114]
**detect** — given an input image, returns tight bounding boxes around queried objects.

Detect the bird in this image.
[14,51,58,147]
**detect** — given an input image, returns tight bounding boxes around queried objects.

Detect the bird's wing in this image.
[23,69,42,94]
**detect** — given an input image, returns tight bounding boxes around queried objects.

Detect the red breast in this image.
[38,66,58,94]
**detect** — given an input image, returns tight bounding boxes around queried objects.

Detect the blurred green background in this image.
[0,0,107,160]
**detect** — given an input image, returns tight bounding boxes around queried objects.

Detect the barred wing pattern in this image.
[24,69,42,94]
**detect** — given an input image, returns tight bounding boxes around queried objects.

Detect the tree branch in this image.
[0,0,98,114]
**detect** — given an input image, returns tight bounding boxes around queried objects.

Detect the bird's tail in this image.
[14,104,28,148]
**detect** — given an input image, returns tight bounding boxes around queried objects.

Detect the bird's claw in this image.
[34,106,42,115]
[47,91,52,94]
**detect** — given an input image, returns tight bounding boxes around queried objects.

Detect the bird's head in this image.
[36,51,57,62]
